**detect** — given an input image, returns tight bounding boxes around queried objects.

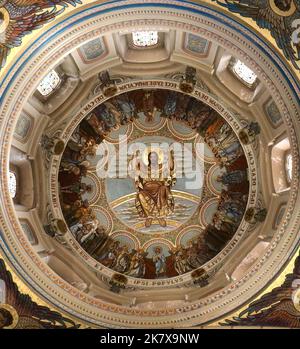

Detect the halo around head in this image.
[0,304,19,329]
[0,8,9,34]
[269,0,296,16]
[142,146,164,165]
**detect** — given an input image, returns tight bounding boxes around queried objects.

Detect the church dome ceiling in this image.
[0,0,299,329]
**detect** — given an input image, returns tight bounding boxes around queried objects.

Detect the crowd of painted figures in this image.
[58,90,249,279]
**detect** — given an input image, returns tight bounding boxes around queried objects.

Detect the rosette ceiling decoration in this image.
[0,0,299,329]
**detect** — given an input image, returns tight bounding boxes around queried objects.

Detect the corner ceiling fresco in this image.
[214,0,300,70]
[58,90,249,279]
[0,0,82,68]
[0,260,80,329]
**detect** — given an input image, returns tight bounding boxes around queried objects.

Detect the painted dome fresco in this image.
[0,0,299,330]
[57,89,251,280]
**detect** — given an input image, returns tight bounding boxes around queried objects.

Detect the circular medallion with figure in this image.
[58,89,249,280]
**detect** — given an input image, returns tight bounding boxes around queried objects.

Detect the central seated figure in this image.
[135,149,176,228]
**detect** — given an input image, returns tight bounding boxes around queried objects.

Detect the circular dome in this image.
[0,0,299,329]
[58,89,250,281]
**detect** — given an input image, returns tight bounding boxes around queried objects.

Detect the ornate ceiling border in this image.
[0,1,299,328]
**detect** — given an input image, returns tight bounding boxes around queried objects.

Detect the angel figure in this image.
[0,259,80,329]
[213,0,300,69]
[0,1,82,68]
[221,251,300,328]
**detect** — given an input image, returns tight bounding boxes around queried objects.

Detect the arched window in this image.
[37,70,61,96]
[285,152,292,184]
[232,59,257,86]
[271,138,291,192]
[8,171,17,199]
[132,31,158,47]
